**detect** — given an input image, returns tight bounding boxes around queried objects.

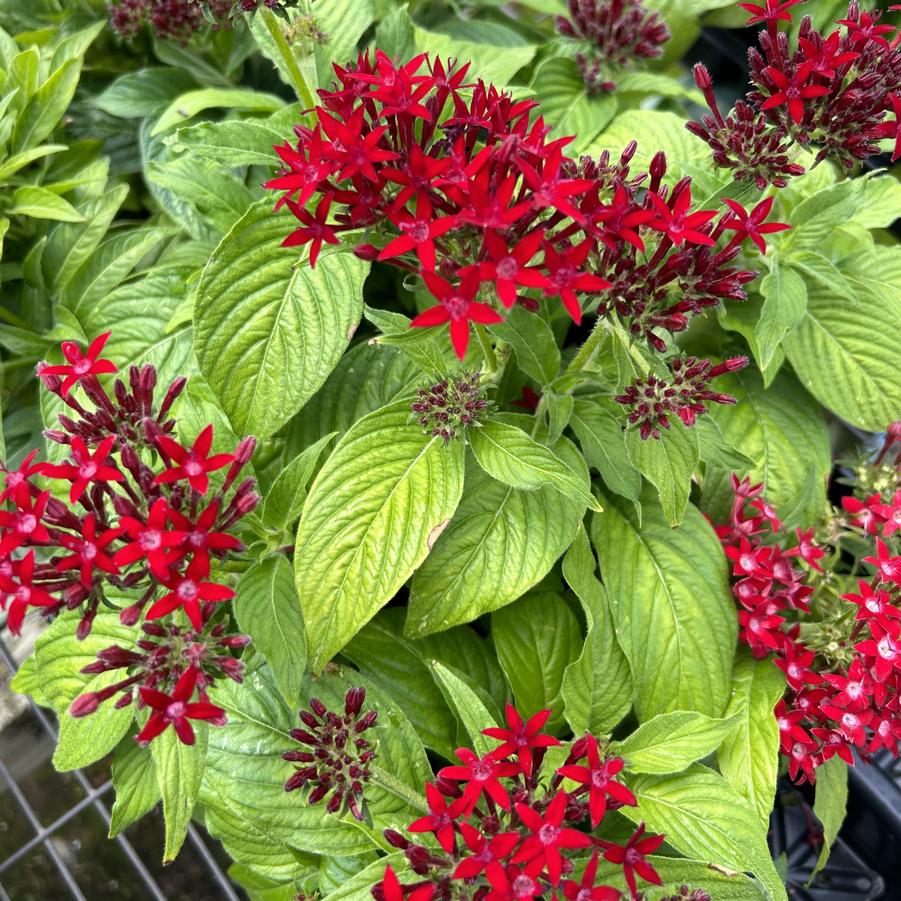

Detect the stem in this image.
[566,317,609,374]
[474,323,498,376]
[259,8,316,109]
[368,764,429,815]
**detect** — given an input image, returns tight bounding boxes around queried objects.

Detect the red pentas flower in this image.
[513,791,592,884]
[720,197,791,254]
[739,0,805,28]
[439,747,519,814]
[265,51,767,364]
[3,333,257,747]
[38,332,117,397]
[596,822,665,898]
[136,666,226,746]
[482,704,560,776]
[557,734,636,827]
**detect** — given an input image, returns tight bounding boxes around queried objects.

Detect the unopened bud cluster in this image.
[411,372,488,444]
[555,0,670,92]
[616,356,748,440]
[283,687,378,821]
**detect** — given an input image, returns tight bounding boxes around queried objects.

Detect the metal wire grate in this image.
[0,633,243,901]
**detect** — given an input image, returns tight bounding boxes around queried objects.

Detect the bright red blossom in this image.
[137,666,225,746]
[38,332,117,397]
[154,424,235,495]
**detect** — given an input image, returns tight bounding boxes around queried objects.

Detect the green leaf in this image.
[492,591,581,733]
[59,227,172,314]
[0,143,67,180]
[296,402,465,671]
[94,67,198,118]
[8,654,47,706]
[615,710,741,775]
[812,756,848,877]
[194,201,370,438]
[849,172,901,229]
[169,116,284,166]
[486,304,560,385]
[430,660,498,757]
[695,416,755,471]
[757,259,808,370]
[343,610,458,760]
[320,853,405,901]
[109,737,160,837]
[283,342,421,458]
[407,437,586,636]
[412,26,535,85]
[561,524,632,734]
[625,420,698,526]
[262,432,337,530]
[571,396,642,502]
[235,557,307,708]
[592,489,737,721]
[624,766,787,901]
[33,610,138,771]
[151,725,208,862]
[470,419,600,511]
[531,57,617,153]
[718,649,785,828]
[702,369,830,529]
[9,185,84,222]
[786,178,868,251]
[151,87,284,136]
[783,246,901,432]
[12,56,83,153]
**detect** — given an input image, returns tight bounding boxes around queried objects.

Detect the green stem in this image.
[368,764,429,815]
[566,317,609,374]
[260,8,316,109]
[474,323,498,376]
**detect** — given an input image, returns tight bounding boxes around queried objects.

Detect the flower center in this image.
[73,359,91,376]
[185,457,204,477]
[15,585,31,603]
[78,462,98,479]
[81,542,97,561]
[139,530,162,551]
[177,580,199,602]
[471,760,492,782]
[538,823,560,845]
[496,256,519,280]
[165,701,186,721]
[444,294,469,320]
[408,221,430,243]
[18,514,37,534]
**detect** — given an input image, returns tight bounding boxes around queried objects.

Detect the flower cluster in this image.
[689,1,901,184]
[365,704,700,901]
[615,355,748,440]
[411,372,489,443]
[283,687,378,821]
[715,438,901,781]
[108,0,287,39]
[264,52,785,360]
[0,333,258,745]
[554,0,671,93]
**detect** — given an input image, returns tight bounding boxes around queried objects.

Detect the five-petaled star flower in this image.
[38,332,117,397]
[154,424,235,495]
[137,666,226,746]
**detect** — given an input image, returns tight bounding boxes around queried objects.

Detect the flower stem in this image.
[259,9,316,110]
[566,317,609,374]
[475,323,498,375]
[368,764,429,814]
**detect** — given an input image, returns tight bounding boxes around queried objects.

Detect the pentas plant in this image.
[0,334,256,744]
[264,50,787,363]
[690,0,901,184]
[714,426,901,782]
[108,0,295,39]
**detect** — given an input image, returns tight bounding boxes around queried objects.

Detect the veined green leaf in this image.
[812,757,848,876]
[295,402,465,671]
[592,489,736,720]
[151,87,284,136]
[194,201,370,438]
[431,661,499,757]
[470,419,600,511]
[9,185,84,222]
[109,737,160,837]
[561,524,632,735]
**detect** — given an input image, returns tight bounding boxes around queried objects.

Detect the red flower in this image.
[843,580,901,623]
[761,65,830,124]
[596,822,664,900]
[785,527,825,571]
[878,93,901,163]
[485,859,545,901]
[166,499,242,573]
[855,620,901,682]
[843,494,886,534]
[38,332,117,397]
[379,194,458,272]
[542,240,611,324]
[453,823,520,881]
[283,196,341,267]
[738,0,805,26]
[40,436,124,504]
[114,498,184,581]
[56,515,122,588]
[482,704,559,776]
[438,747,519,814]
[647,186,717,247]
[798,30,859,79]
[863,539,901,587]
[154,425,235,495]
[411,271,503,360]
[0,449,43,506]
[317,106,399,181]
[0,550,57,635]
[592,186,656,252]
[557,737,635,827]
[407,782,461,853]
[837,10,895,49]
[0,490,51,556]
[136,666,226,746]
[516,147,594,221]
[379,865,435,901]
[512,791,592,884]
[560,851,620,901]
[721,197,790,254]
[265,132,337,209]
[468,230,551,310]
[146,555,235,631]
